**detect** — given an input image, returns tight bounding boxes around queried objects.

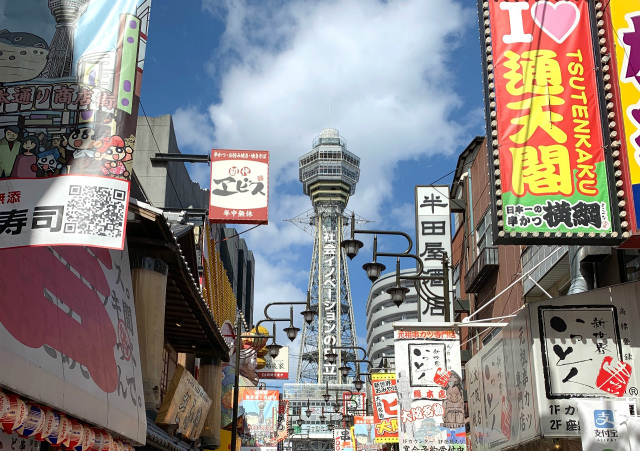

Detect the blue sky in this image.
[138,0,486,385]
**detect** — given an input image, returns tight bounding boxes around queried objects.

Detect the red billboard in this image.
[209,150,269,224]
[480,0,624,243]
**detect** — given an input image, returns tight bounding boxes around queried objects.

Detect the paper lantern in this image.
[36,409,59,441]
[46,413,71,446]
[74,426,95,451]
[0,391,11,423]
[0,394,27,433]
[91,430,106,451]
[64,419,84,450]
[17,403,45,438]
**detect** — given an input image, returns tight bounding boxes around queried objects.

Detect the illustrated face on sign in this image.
[0,30,49,83]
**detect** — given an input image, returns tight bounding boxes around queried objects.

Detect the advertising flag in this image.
[479,0,622,243]
[209,150,269,224]
[371,373,398,443]
[394,328,465,450]
[352,416,377,451]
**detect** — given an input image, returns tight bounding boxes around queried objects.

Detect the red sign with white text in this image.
[488,0,615,237]
[209,150,269,224]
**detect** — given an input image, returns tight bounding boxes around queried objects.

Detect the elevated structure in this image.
[296,128,360,384]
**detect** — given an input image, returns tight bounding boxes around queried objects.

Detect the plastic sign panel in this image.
[334,428,354,451]
[393,327,465,451]
[0,1,150,181]
[343,392,366,416]
[578,400,633,451]
[210,150,269,224]
[256,346,289,380]
[608,0,640,239]
[239,389,279,451]
[0,175,128,250]
[0,245,146,444]
[371,373,398,443]
[466,281,640,451]
[479,0,622,244]
[414,185,452,321]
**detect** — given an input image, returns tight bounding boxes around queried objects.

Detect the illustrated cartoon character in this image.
[66,126,107,175]
[0,30,49,83]
[10,134,38,178]
[0,125,22,178]
[32,148,63,178]
[441,371,464,428]
[95,135,133,179]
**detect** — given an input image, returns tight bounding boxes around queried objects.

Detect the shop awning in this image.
[127,199,229,361]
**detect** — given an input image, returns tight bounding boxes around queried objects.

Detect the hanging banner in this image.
[370,373,398,443]
[0,175,128,250]
[393,327,465,451]
[352,416,376,451]
[343,392,365,416]
[239,389,279,451]
[0,245,146,444]
[578,400,633,451]
[209,150,269,224]
[256,346,289,380]
[479,0,623,244]
[608,0,640,243]
[414,185,453,321]
[0,1,150,181]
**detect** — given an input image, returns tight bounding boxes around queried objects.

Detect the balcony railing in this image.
[465,246,499,293]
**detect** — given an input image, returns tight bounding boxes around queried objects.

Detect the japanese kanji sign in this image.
[0,1,151,182]
[608,0,640,238]
[393,326,465,450]
[256,346,289,380]
[209,150,269,224]
[334,428,354,451]
[239,390,279,451]
[0,244,146,444]
[480,0,621,243]
[156,365,212,440]
[0,175,129,250]
[371,373,399,443]
[466,281,640,450]
[414,185,452,322]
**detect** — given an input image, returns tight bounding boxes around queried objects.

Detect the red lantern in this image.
[0,394,27,433]
[36,409,58,441]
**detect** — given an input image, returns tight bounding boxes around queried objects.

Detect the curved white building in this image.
[366,269,421,364]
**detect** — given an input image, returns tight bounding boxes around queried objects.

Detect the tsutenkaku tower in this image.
[296,128,360,384]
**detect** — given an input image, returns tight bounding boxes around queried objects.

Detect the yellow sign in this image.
[156,365,212,440]
[611,1,640,186]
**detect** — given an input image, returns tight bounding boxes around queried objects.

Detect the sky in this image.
[139,0,486,386]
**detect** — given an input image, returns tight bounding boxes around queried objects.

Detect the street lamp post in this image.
[341,213,451,322]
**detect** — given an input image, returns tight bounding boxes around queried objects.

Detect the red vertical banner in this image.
[371,373,398,443]
[482,0,624,243]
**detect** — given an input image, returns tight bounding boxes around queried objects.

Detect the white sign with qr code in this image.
[0,175,129,250]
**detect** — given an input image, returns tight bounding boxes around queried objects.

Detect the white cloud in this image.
[175,0,477,380]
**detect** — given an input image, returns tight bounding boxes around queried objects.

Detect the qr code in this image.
[64,185,126,237]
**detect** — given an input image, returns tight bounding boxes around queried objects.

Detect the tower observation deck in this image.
[295,128,360,384]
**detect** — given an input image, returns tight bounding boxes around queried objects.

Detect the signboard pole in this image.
[231,316,242,451]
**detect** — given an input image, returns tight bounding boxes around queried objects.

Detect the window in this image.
[476,209,494,253]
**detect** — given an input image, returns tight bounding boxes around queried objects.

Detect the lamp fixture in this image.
[296,418,304,426]
[301,291,316,325]
[283,323,300,341]
[267,342,282,358]
[341,238,363,260]
[353,378,364,392]
[339,364,351,378]
[325,348,338,364]
[387,285,410,307]
[362,261,385,282]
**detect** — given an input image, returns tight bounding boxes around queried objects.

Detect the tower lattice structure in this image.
[296,128,360,384]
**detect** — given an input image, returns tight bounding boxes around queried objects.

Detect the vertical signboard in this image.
[415,186,452,321]
[257,346,289,380]
[334,428,354,451]
[0,245,146,444]
[321,217,340,382]
[371,373,399,443]
[0,1,150,181]
[608,0,640,238]
[394,327,465,450]
[479,0,624,243]
[209,150,269,224]
[239,389,279,451]
[578,400,633,451]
